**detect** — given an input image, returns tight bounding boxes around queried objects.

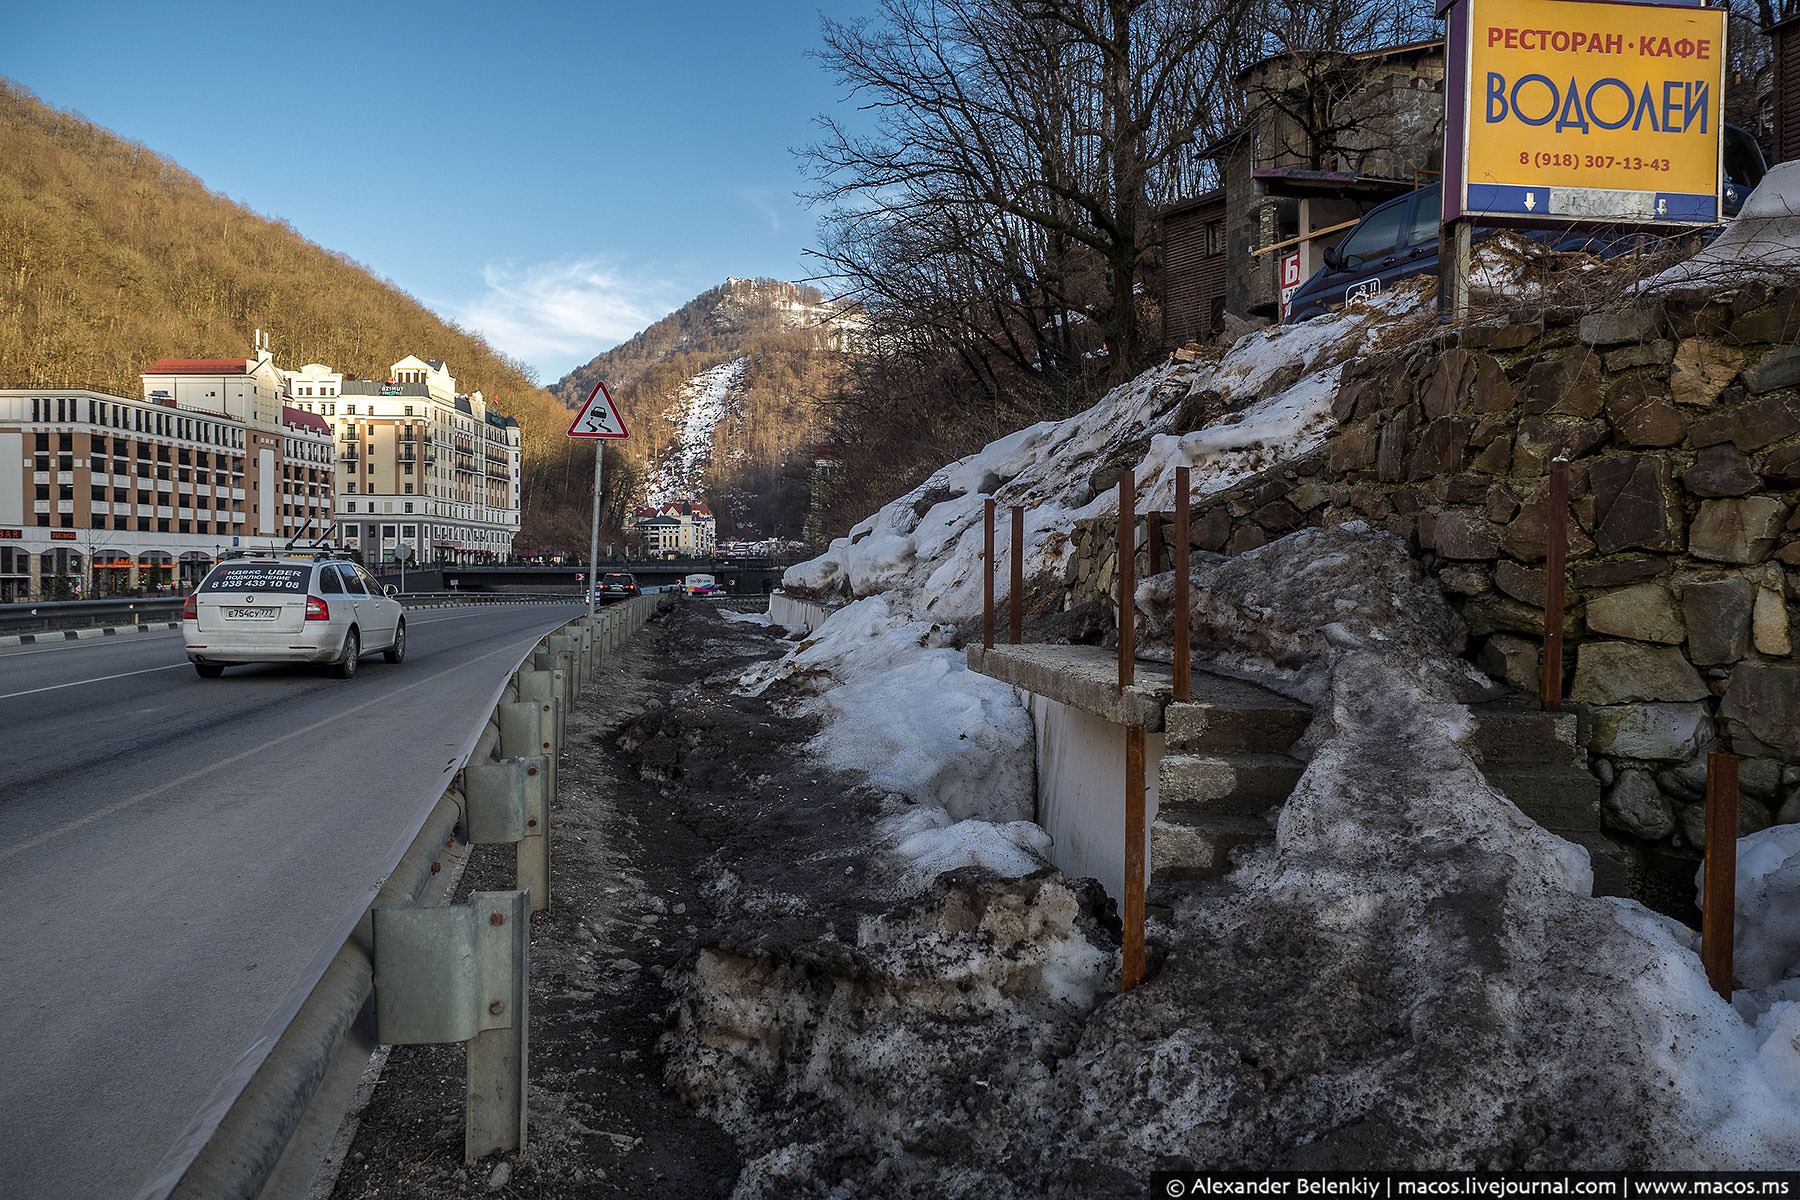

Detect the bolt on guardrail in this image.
[464,756,553,913]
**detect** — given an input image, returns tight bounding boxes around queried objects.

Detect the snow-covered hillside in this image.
[646,356,749,507]
[691,252,1800,1178]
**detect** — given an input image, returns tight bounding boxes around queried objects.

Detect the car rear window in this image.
[201,563,311,592]
[603,574,634,584]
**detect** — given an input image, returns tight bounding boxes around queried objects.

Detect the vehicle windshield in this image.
[201,563,310,592]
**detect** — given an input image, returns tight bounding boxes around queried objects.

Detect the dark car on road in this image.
[1284,126,1768,324]
[594,572,640,602]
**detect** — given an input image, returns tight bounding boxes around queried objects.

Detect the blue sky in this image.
[2,0,880,384]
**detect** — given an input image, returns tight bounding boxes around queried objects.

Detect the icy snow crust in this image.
[680,257,1800,1182]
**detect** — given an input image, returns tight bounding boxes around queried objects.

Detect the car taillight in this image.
[306,596,329,621]
[182,595,197,620]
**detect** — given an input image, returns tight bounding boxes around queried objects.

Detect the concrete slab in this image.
[966,644,1173,729]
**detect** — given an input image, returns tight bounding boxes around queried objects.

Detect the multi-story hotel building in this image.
[282,355,521,564]
[0,337,336,602]
[630,500,717,558]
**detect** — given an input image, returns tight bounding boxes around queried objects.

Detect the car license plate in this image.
[223,606,279,619]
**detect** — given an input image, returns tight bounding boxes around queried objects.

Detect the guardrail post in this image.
[373,890,530,1162]
[464,757,552,912]
[517,670,566,750]
[498,700,558,800]
[1703,751,1739,1000]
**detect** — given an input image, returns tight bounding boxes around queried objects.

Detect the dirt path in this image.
[327,600,870,1199]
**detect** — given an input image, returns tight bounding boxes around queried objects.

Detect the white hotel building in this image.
[283,355,521,564]
[0,337,336,601]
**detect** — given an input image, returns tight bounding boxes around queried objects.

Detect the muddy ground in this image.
[325,599,890,1199]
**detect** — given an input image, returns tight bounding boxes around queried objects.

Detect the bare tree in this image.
[803,0,1244,387]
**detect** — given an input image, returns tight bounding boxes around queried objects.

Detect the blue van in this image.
[1283,127,1768,323]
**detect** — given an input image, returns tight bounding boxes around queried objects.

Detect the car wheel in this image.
[194,663,224,679]
[332,629,360,680]
[384,620,406,664]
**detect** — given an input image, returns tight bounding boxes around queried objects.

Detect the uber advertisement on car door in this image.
[1446,0,1727,227]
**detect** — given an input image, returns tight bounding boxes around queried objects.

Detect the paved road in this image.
[0,602,586,1200]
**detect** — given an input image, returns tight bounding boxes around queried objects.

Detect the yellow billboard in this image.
[1457,0,1726,224]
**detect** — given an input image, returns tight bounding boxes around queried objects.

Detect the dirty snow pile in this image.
[674,231,1800,1179]
[748,283,1437,888]
[1645,160,1800,291]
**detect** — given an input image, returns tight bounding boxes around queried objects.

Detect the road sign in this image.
[1278,251,1303,320]
[1445,0,1726,228]
[568,380,630,439]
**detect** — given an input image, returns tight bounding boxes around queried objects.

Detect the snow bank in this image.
[1644,160,1800,291]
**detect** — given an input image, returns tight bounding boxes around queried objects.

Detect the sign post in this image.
[567,381,630,616]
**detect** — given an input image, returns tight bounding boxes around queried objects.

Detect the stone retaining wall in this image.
[1062,283,1800,860]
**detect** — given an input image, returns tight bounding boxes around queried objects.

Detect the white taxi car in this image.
[182,550,405,679]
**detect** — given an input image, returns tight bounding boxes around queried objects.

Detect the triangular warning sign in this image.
[567,379,630,439]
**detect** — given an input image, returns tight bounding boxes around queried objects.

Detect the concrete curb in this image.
[0,621,182,647]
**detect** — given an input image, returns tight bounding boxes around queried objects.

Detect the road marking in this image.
[0,631,549,864]
[0,663,187,701]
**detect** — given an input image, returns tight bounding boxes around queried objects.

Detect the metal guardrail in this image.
[0,593,586,637]
[133,593,663,1200]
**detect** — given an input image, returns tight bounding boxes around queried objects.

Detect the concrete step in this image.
[1468,703,1585,767]
[1164,689,1311,756]
[1486,764,1603,836]
[1149,810,1274,888]
[1562,829,1634,900]
[1158,752,1306,817]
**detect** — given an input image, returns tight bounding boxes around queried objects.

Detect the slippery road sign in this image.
[568,380,630,439]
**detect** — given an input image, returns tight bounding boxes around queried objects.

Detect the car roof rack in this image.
[218,547,357,562]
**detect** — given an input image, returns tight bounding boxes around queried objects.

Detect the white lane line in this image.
[0,630,549,864]
[0,663,187,701]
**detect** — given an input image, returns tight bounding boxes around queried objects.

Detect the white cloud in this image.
[446,258,681,384]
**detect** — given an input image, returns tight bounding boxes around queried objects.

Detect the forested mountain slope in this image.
[0,79,594,550]
[553,278,859,541]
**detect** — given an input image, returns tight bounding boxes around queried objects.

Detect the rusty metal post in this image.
[1009,504,1024,645]
[1123,724,1147,990]
[1147,512,1163,576]
[1117,471,1135,691]
[1703,751,1740,1000]
[1541,458,1570,712]
[982,498,995,651]
[1174,467,1191,703]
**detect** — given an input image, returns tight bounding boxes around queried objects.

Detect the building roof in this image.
[146,358,248,375]
[281,406,332,435]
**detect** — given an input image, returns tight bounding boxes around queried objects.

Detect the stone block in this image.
[1525,350,1604,417]
[1688,497,1790,563]
[1376,408,1417,484]
[1191,506,1231,552]
[1589,454,1684,554]
[1670,340,1746,406]
[1728,287,1800,345]
[1603,768,1675,840]
[1514,417,1610,476]
[1330,424,1376,473]
[1687,393,1800,452]
[1584,583,1684,644]
[1683,445,1761,497]
[1589,702,1714,761]
[1571,558,1665,589]
[1462,594,1582,638]
[1680,574,1755,665]
[1752,578,1792,656]
[1484,484,1520,522]
[1434,509,1501,559]
[1720,661,1800,759]
[1581,306,1665,346]
[1760,444,1800,488]
[1476,634,1541,691]
[1465,319,1542,351]
[1409,418,1475,479]
[1225,524,1267,556]
[1676,794,1774,849]
[1501,496,1596,563]
[1570,641,1708,704]
[1494,559,1548,606]
[1606,341,1674,371]
[1440,564,1493,595]
[1471,437,1513,474]
[1741,757,1783,800]
[1657,755,1710,803]
[1743,345,1800,395]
